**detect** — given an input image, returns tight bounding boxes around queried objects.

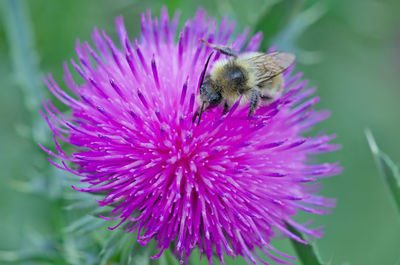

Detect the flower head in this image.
[40,8,341,265]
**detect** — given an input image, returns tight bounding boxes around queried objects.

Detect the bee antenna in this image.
[200,38,209,46]
[198,51,214,90]
[197,101,206,126]
[194,51,214,126]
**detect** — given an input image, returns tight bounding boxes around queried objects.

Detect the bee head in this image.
[195,82,222,126]
[200,79,222,108]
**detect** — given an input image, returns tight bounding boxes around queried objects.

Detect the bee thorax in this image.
[214,64,249,94]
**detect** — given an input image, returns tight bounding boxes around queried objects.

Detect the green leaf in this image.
[64,199,98,210]
[164,248,180,265]
[366,129,400,213]
[253,0,305,47]
[65,215,105,234]
[62,236,83,265]
[287,223,324,265]
[273,1,326,61]
[0,250,67,264]
[99,230,125,265]
[252,0,328,65]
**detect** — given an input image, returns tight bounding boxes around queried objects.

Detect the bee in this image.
[194,40,295,125]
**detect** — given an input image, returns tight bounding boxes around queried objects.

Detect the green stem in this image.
[2,0,44,110]
[2,0,48,143]
[287,223,324,265]
[366,129,400,214]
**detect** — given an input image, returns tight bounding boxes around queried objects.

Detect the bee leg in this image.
[260,94,273,101]
[249,90,259,116]
[223,101,230,115]
[200,39,238,58]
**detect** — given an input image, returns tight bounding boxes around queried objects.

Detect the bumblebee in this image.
[194,40,295,125]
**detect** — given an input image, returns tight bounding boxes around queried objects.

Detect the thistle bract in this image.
[41,8,342,265]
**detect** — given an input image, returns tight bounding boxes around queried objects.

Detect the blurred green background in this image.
[1,0,400,264]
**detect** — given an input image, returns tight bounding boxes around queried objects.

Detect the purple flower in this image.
[40,8,342,265]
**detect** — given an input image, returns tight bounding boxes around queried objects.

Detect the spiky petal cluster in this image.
[40,8,341,265]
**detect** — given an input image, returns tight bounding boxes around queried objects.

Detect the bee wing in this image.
[241,52,295,83]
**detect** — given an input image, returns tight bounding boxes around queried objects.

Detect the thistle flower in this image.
[40,8,342,265]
